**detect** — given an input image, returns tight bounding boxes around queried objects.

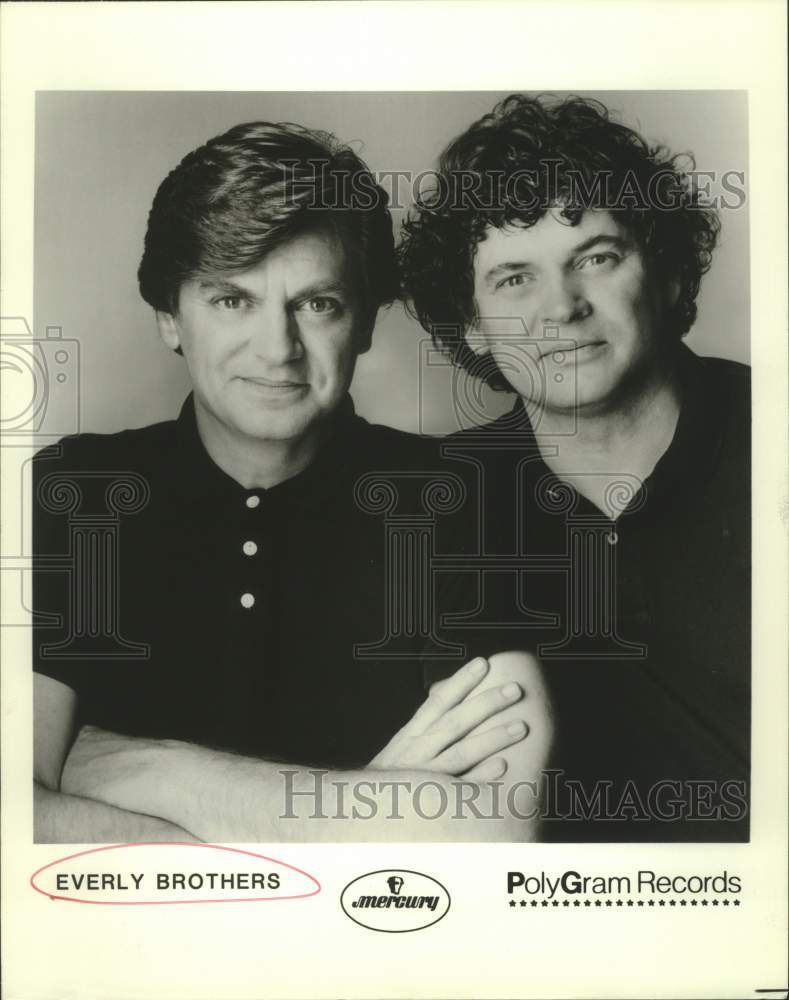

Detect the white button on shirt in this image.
[240,592,255,609]
[246,495,260,509]
[242,540,258,557]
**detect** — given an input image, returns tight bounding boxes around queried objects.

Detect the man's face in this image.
[157,228,371,450]
[471,209,672,415]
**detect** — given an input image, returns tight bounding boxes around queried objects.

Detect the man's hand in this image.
[369,657,527,779]
[53,652,553,843]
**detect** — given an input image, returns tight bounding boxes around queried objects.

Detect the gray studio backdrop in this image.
[34,91,749,436]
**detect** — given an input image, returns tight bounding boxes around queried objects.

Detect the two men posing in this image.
[33,95,749,843]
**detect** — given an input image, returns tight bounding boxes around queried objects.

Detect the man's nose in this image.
[540,272,589,326]
[249,308,303,365]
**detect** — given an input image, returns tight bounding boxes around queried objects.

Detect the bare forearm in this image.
[60,729,533,842]
[34,781,199,844]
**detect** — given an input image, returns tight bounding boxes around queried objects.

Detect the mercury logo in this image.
[340,870,451,932]
[387,875,404,895]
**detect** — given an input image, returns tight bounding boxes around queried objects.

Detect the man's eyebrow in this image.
[568,233,630,256]
[289,280,349,303]
[195,278,349,301]
[482,234,630,288]
[196,278,252,296]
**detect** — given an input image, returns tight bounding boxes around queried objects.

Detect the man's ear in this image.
[355,313,375,356]
[655,261,681,311]
[665,275,681,309]
[155,311,182,354]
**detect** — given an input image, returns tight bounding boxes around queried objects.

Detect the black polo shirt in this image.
[33,396,459,768]
[433,346,750,841]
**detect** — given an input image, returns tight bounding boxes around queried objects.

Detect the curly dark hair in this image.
[139,120,398,318]
[399,94,721,390]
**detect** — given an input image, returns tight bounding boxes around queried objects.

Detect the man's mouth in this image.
[540,341,606,361]
[240,376,307,391]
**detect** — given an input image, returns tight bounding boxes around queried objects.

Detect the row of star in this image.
[507,898,742,907]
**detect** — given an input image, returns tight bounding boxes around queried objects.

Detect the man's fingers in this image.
[406,658,490,734]
[432,719,529,775]
[420,681,523,756]
[464,756,508,780]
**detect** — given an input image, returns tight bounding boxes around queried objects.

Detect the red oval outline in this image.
[30,842,321,905]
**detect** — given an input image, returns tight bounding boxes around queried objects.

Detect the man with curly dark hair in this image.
[33,119,552,844]
[400,94,750,841]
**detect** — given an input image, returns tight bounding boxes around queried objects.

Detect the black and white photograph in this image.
[28,88,750,845]
[2,3,786,999]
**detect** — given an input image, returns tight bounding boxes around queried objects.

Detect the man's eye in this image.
[577,253,620,270]
[304,296,340,315]
[496,274,530,290]
[213,295,245,310]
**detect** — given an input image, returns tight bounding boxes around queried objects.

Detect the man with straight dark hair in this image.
[34,120,552,843]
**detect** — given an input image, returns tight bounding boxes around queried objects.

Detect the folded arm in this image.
[34,675,197,843]
[38,652,552,843]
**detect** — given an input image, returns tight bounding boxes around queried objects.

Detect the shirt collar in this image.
[492,344,726,512]
[173,393,364,511]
